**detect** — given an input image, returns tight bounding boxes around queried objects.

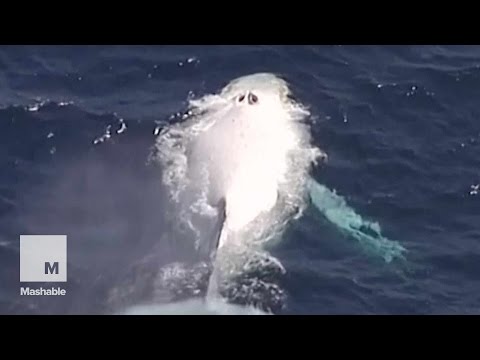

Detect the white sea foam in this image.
[119,298,269,315]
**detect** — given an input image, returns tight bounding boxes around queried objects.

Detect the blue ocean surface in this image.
[1,45,480,314]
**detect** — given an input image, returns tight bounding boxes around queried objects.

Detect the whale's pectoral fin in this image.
[197,198,227,263]
[210,198,227,262]
[307,177,407,263]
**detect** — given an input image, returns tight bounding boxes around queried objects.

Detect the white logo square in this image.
[20,235,67,282]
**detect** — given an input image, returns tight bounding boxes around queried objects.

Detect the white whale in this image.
[153,72,406,301]
[154,73,322,261]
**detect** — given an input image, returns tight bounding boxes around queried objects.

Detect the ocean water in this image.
[1,45,480,315]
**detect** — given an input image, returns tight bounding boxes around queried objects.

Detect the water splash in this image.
[308,178,407,263]
[118,298,269,315]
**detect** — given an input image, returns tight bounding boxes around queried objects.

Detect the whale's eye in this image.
[248,93,258,104]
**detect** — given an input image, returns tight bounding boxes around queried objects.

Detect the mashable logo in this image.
[20,235,67,282]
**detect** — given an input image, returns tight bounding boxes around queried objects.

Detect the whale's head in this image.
[220,73,294,110]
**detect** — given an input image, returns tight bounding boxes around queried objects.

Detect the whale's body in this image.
[187,76,303,243]
[155,73,322,267]
[189,99,282,233]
